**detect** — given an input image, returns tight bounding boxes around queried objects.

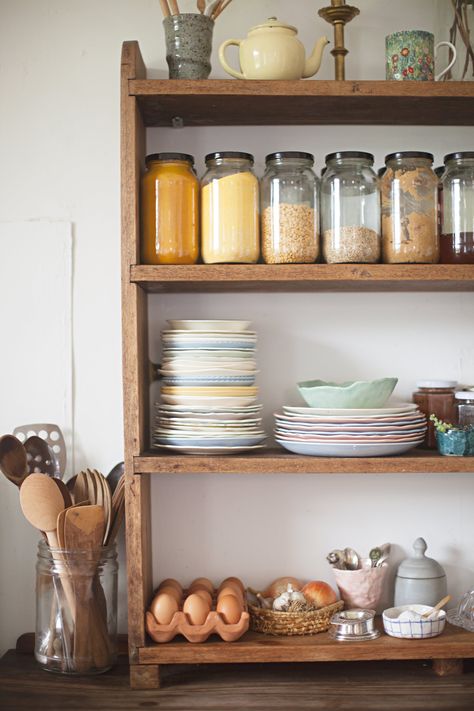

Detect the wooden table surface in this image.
[1,649,474,711]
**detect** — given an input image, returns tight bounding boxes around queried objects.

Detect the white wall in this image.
[1,0,473,654]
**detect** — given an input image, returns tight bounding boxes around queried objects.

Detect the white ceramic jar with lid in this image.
[394,537,447,608]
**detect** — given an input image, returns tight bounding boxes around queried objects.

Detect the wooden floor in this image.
[1,650,474,710]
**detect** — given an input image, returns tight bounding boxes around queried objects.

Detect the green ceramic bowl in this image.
[297,378,398,409]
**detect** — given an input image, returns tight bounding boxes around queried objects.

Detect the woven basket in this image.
[249,600,344,636]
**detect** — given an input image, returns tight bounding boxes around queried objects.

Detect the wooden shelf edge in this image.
[137,625,474,665]
[134,449,474,475]
[130,264,474,293]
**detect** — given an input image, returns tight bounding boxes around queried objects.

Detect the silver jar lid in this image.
[416,380,457,389]
[396,538,446,580]
[455,391,474,400]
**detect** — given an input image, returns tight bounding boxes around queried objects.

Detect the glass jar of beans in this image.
[321,152,381,263]
[260,152,319,264]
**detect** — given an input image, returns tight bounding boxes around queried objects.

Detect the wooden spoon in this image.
[0,434,28,487]
[421,594,451,618]
[107,461,124,495]
[19,473,65,548]
[24,436,58,477]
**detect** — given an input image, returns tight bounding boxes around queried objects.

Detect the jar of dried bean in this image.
[381,152,439,263]
[320,152,381,264]
[261,152,319,264]
[440,152,474,264]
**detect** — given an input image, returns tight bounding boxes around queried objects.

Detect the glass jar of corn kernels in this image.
[260,152,319,264]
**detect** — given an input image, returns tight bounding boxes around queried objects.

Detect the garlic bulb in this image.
[272,584,306,611]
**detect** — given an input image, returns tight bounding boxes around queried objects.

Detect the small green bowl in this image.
[436,428,474,456]
[297,377,398,409]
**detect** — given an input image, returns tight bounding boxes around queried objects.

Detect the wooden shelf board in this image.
[130,79,474,127]
[138,623,474,665]
[131,264,474,293]
[135,448,474,475]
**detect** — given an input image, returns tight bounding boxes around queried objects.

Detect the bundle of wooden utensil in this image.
[0,430,125,673]
[159,0,233,20]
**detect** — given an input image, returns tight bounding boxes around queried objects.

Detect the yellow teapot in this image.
[219,17,329,80]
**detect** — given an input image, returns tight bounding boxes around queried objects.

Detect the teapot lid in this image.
[250,17,297,34]
[396,537,446,580]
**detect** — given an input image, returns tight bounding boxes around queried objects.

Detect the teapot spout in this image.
[303,36,329,78]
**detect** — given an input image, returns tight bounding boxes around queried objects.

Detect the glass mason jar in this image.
[440,152,474,264]
[321,151,381,263]
[412,380,457,449]
[455,392,474,427]
[434,166,444,242]
[381,152,439,263]
[35,540,118,675]
[201,151,259,264]
[261,151,319,264]
[141,152,199,264]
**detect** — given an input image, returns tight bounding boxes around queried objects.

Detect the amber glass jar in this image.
[141,153,199,264]
[381,152,439,263]
[413,380,457,449]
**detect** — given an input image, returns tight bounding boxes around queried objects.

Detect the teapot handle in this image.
[219,39,245,80]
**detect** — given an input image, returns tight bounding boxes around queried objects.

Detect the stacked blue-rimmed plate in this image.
[153,320,267,454]
[274,404,427,457]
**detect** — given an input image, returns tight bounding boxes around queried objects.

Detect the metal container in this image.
[329,609,380,641]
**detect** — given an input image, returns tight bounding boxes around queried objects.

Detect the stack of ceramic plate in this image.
[153,320,267,454]
[274,404,427,457]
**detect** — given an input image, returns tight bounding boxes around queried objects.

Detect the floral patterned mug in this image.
[386,30,456,81]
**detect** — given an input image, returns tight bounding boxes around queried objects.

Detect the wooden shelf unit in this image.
[120,41,474,689]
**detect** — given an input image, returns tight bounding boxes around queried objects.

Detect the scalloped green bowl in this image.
[297,378,398,409]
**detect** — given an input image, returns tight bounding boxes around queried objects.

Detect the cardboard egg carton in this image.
[146,607,249,643]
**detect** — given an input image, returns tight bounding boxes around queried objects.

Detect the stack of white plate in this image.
[153,320,267,454]
[274,404,427,457]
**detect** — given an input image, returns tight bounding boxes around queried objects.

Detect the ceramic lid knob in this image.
[396,537,446,580]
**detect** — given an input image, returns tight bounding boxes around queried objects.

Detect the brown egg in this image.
[218,577,245,595]
[150,593,179,625]
[217,585,243,604]
[217,594,242,624]
[158,578,183,595]
[193,588,213,608]
[188,577,214,595]
[157,585,182,604]
[183,593,210,626]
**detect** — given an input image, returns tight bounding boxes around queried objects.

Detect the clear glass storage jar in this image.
[455,391,474,427]
[35,540,118,675]
[440,152,474,264]
[141,152,199,264]
[381,152,439,263]
[412,380,457,449]
[260,151,319,264]
[321,151,381,263]
[201,151,259,264]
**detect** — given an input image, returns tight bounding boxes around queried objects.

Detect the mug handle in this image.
[434,41,457,81]
[219,39,245,79]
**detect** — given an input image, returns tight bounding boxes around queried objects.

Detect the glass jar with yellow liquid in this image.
[141,153,199,264]
[201,151,260,263]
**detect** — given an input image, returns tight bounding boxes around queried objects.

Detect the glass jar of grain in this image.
[141,153,199,264]
[201,151,259,264]
[440,152,474,264]
[381,152,439,263]
[320,152,381,263]
[260,152,319,264]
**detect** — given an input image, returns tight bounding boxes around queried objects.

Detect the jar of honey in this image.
[413,380,457,449]
[141,153,199,264]
[201,152,259,264]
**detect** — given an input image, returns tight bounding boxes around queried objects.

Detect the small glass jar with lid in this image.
[261,151,319,264]
[413,380,457,449]
[141,152,199,265]
[320,151,381,264]
[455,391,474,427]
[381,152,439,263]
[440,152,474,264]
[201,151,259,264]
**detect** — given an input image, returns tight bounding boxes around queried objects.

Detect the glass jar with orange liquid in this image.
[141,153,199,264]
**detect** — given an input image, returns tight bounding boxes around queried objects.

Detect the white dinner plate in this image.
[282,404,419,417]
[153,443,267,455]
[167,320,252,332]
[161,395,258,407]
[275,439,424,457]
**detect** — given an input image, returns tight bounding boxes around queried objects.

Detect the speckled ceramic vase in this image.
[164,13,214,80]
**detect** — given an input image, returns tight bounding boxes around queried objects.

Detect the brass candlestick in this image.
[318,0,359,80]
